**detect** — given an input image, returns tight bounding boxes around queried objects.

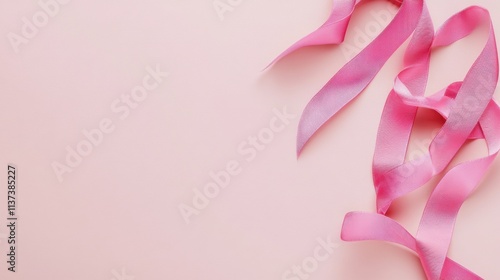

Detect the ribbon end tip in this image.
[296,146,303,158]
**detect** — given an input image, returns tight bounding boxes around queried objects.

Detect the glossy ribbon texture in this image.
[267,0,499,279]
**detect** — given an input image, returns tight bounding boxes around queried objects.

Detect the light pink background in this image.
[0,0,499,279]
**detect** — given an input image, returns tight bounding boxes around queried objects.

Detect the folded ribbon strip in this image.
[267,0,499,279]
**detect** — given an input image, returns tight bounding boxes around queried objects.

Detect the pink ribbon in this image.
[268,0,425,155]
[267,0,499,279]
[374,6,499,214]
[362,6,499,278]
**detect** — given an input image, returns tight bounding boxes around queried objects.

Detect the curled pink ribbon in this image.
[346,6,499,279]
[267,0,499,279]
[373,6,499,214]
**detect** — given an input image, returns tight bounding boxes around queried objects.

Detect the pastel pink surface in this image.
[0,1,499,280]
